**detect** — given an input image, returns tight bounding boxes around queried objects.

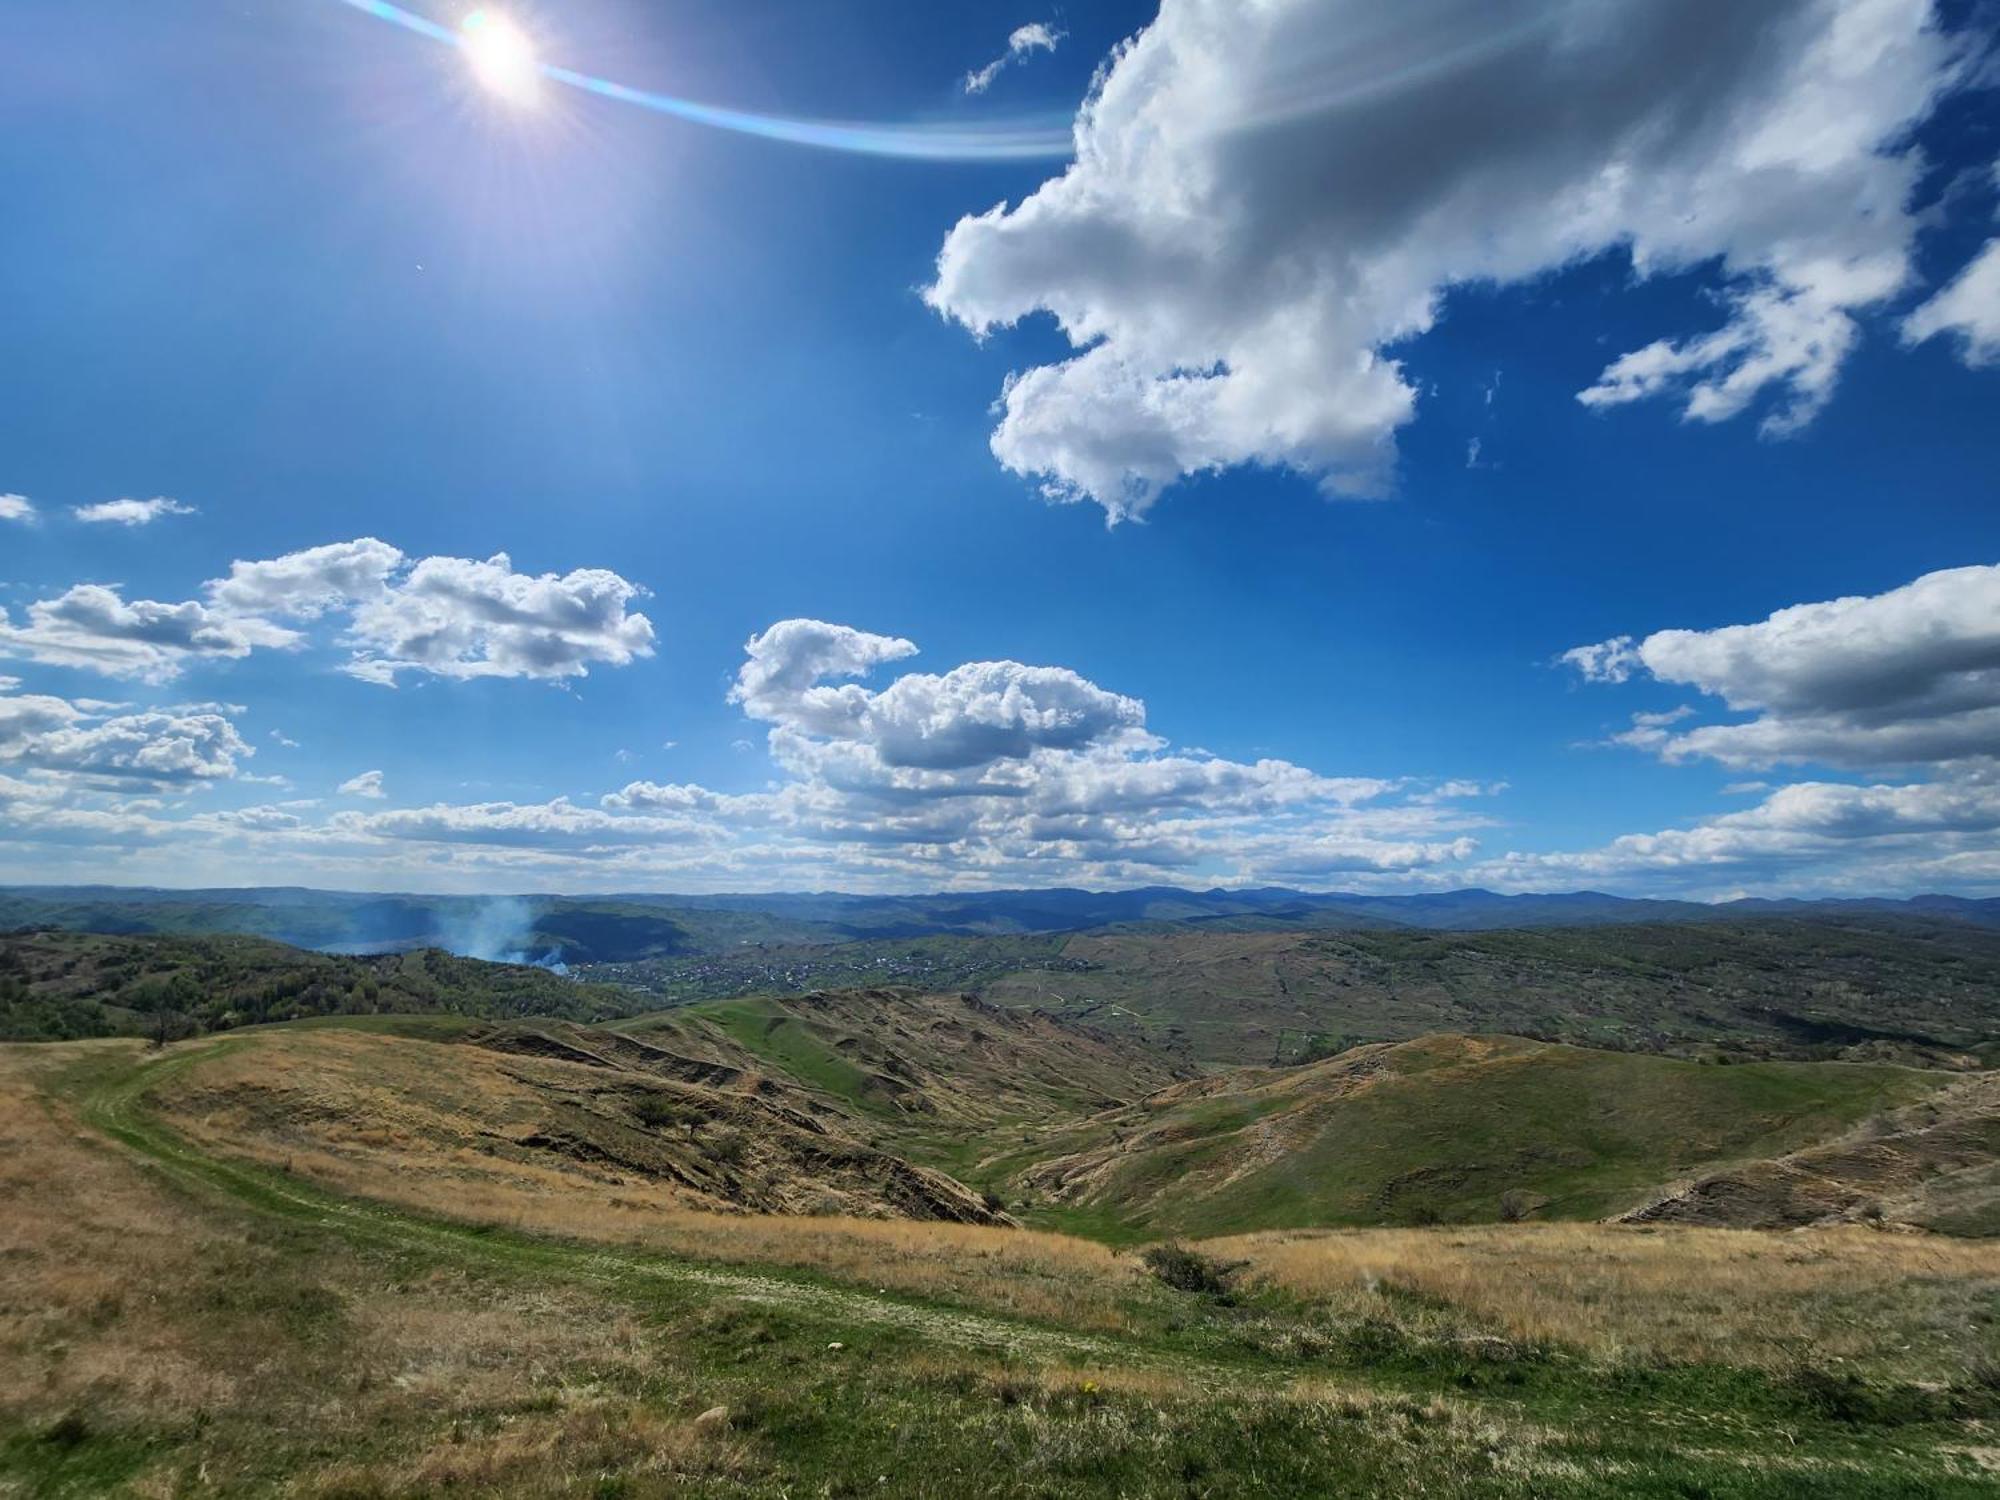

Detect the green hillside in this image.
[1009,1034,1947,1237]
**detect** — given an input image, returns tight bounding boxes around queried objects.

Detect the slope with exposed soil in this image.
[148,1019,1008,1223]
[623,987,1191,1129]
[1619,1070,2000,1235]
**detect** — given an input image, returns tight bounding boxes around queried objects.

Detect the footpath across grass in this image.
[2,1038,1997,1497]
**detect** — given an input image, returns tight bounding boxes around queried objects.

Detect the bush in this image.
[633,1092,693,1130]
[705,1125,749,1166]
[1142,1242,1239,1297]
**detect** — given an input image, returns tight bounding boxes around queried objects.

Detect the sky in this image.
[0,0,1996,899]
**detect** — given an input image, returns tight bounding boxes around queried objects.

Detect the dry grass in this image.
[302,1402,753,1498]
[0,1042,251,1422]
[0,1042,742,1495]
[152,1030,1148,1333]
[1209,1221,2000,1376]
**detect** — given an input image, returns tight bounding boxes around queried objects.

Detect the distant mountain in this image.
[5,882,2000,963]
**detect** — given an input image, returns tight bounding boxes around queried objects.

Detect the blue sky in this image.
[0,0,1996,896]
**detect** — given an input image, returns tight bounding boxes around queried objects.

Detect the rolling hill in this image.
[978,918,2000,1065]
[1007,1034,1953,1237]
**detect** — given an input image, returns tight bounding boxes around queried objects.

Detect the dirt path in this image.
[73,1041,1189,1373]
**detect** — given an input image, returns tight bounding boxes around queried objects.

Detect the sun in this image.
[460,9,540,105]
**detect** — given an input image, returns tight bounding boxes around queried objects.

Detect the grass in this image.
[694,996,886,1109]
[1014,1034,1948,1235]
[7,1029,2000,1495]
[1210,1223,2000,1380]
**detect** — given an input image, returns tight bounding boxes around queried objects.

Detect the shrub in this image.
[1142,1242,1238,1297]
[633,1093,692,1130]
[705,1125,749,1166]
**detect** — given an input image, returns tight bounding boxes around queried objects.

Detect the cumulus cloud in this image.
[0,688,251,790]
[1903,237,2000,366]
[964,21,1063,94]
[339,797,717,852]
[0,623,1496,891]
[1469,770,2000,897]
[72,497,197,526]
[1565,563,2000,770]
[0,495,36,525]
[338,769,386,799]
[342,552,656,686]
[1536,564,2000,895]
[927,0,1970,520]
[0,584,298,682]
[0,537,654,686]
[206,537,405,617]
[733,619,1145,769]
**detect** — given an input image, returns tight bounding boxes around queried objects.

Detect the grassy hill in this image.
[10,1033,2000,1495]
[1006,1035,1950,1237]
[144,1018,1008,1224]
[0,929,648,1040]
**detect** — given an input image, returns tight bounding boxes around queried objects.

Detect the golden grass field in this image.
[1213,1223,2000,1378]
[139,1029,2000,1379]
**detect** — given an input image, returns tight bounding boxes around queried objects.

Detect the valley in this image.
[6,906,2000,1494]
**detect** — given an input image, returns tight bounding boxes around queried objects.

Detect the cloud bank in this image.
[1550,562,2000,894]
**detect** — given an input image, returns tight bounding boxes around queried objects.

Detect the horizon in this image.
[3,0,1997,901]
[6,879,1996,909]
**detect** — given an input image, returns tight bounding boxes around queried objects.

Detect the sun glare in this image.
[461,9,539,104]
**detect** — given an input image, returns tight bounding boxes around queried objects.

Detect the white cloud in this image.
[927,0,1970,520]
[964,21,1063,95]
[72,497,197,526]
[730,619,919,733]
[0,584,298,683]
[1903,236,2000,366]
[0,495,36,525]
[338,769,386,799]
[340,797,717,852]
[1469,772,2000,897]
[0,537,654,687]
[1565,563,2000,770]
[342,552,657,686]
[0,688,251,790]
[207,537,405,618]
[1535,564,2000,895]
[0,623,1497,891]
[735,619,1146,770]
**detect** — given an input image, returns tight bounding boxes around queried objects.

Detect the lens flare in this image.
[461,9,539,104]
[330,0,1073,160]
